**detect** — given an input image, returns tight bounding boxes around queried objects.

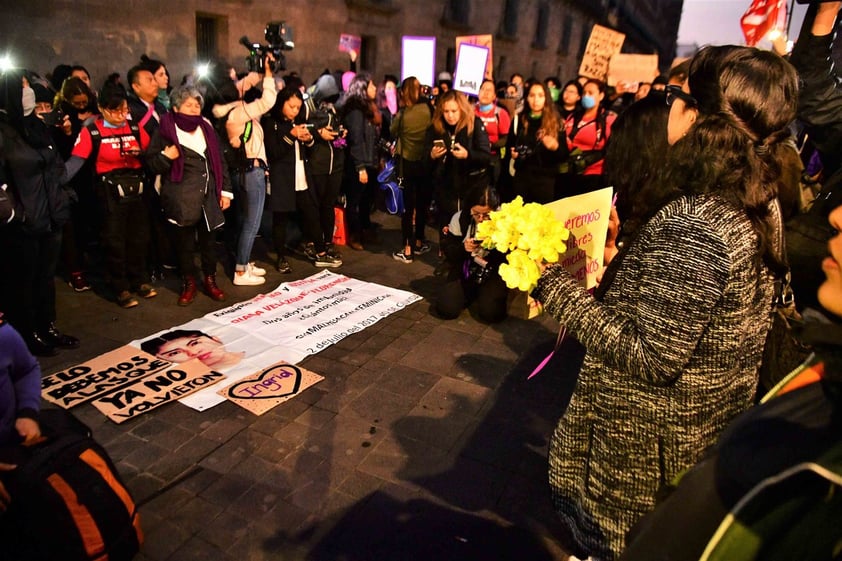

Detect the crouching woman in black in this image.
[435,186,508,323]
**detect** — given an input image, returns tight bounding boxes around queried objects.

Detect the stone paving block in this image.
[173,466,222,496]
[125,471,165,505]
[199,438,252,474]
[196,510,251,551]
[230,455,291,491]
[199,472,254,507]
[228,482,283,518]
[375,364,440,400]
[309,383,362,414]
[139,515,193,561]
[345,387,419,426]
[392,404,475,451]
[105,431,150,463]
[336,469,387,499]
[418,376,494,417]
[167,535,234,561]
[199,416,249,443]
[169,495,225,535]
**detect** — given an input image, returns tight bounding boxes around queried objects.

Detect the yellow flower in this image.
[474,196,570,293]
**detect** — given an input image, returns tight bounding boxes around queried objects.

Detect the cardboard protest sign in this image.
[218,362,324,416]
[401,36,436,87]
[607,53,659,86]
[456,35,493,80]
[453,43,489,96]
[578,24,625,82]
[41,346,170,409]
[545,187,613,290]
[91,359,225,424]
[338,33,361,54]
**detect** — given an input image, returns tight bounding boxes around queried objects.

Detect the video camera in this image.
[240,21,295,73]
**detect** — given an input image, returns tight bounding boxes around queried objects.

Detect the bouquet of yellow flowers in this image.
[475,196,571,292]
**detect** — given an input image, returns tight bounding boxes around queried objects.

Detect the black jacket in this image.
[263,114,313,213]
[147,129,230,230]
[426,116,491,206]
[0,119,72,235]
[306,104,345,176]
[341,97,384,172]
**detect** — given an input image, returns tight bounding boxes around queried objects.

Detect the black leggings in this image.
[436,273,509,323]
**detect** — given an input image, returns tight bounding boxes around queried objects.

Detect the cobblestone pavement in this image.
[40,212,582,561]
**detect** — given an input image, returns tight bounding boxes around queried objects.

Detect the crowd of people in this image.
[2,5,842,559]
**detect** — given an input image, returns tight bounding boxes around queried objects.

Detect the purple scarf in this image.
[158,111,225,197]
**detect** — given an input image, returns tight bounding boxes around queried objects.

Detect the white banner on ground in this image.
[131,271,422,411]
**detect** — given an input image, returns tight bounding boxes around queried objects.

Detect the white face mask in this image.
[22,86,36,116]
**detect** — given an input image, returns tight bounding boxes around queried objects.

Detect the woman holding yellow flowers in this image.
[435,186,508,323]
[529,46,795,560]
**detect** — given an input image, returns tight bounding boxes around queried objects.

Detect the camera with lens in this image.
[514,144,535,158]
[40,107,65,128]
[468,256,492,285]
[240,21,295,73]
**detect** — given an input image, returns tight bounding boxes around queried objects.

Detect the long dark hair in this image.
[660,45,797,274]
[522,81,561,138]
[603,92,670,237]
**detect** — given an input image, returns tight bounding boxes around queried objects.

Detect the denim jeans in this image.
[236,166,266,272]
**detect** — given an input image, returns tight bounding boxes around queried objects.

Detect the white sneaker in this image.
[233,269,266,286]
[248,262,266,276]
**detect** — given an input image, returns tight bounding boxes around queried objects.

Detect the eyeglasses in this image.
[665,85,697,108]
[471,211,491,221]
[104,106,130,116]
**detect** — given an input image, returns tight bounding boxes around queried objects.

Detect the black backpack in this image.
[0,409,142,561]
[214,106,252,172]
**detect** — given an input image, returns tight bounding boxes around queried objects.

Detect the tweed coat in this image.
[532,194,776,560]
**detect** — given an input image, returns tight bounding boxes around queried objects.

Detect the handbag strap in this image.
[770,199,795,308]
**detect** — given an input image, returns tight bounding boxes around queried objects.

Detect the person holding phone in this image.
[426,90,491,235]
[263,87,314,273]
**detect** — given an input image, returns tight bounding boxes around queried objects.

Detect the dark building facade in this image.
[0,0,682,89]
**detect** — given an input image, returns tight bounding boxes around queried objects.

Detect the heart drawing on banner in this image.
[226,364,302,400]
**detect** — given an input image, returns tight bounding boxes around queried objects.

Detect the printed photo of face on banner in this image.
[140,329,245,370]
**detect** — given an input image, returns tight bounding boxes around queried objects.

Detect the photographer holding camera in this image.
[506,82,567,204]
[436,185,508,323]
[211,52,277,286]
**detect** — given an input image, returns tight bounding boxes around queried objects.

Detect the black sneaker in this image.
[392,251,413,264]
[414,242,431,255]
[41,323,80,349]
[136,284,157,299]
[117,291,139,308]
[276,258,292,274]
[326,243,342,260]
[315,253,342,268]
[303,242,318,262]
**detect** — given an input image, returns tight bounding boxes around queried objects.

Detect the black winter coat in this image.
[341,97,382,172]
[147,129,230,230]
[0,119,72,235]
[426,117,491,211]
[263,114,313,213]
[306,105,345,176]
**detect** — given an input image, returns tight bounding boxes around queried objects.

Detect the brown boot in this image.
[178,276,197,306]
[203,274,225,301]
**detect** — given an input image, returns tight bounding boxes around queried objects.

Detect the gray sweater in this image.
[532,193,776,560]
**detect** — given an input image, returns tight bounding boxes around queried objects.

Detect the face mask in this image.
[479,103,494,113]
[22,86,36,116]
[549,86,560,102]
[581,95,597,110]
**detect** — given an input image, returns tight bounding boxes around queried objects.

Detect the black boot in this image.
[40,323,80,349]
[26,332,58,357]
